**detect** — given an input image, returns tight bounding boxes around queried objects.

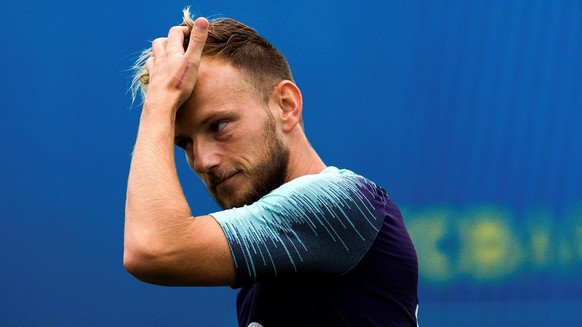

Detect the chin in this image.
[217,190,258,209]
[214,192,243,210]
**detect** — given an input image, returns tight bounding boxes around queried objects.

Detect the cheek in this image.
[223,114,277,165]
[227,132,265,159]
[246,139,272,164]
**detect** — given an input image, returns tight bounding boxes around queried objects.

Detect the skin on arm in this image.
[123,17,235,286]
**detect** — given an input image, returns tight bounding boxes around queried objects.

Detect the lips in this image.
[214,171,240,189]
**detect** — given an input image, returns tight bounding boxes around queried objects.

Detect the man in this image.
[124,8,419,327]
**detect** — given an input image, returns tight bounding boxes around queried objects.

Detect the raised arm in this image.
[123,18,235,286]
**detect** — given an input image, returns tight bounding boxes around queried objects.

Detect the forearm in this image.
[124,106,192,258]
[124,104,235,286]
[125,19,209,234]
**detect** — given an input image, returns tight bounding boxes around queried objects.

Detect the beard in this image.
[206,116,289,210]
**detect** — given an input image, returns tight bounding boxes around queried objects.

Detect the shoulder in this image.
[210,167,392,284]
[266,166,387,205]
[215,167,388,223]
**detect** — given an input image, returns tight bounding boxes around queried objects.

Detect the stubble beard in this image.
[211,119,289,210]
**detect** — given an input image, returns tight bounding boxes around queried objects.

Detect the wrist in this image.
[140,99,178,124]
[142,87,184,115]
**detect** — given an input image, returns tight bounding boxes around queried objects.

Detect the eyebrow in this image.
[199,108,234,126]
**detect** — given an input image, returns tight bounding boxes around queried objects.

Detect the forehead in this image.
[194,58,252,104]
[175,58,260,124]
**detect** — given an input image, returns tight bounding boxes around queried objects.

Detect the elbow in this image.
[123,235,197,286]
[123,219,170,284]
[123,248,142,278]
[123,239,169,285]
[123,245,154,283]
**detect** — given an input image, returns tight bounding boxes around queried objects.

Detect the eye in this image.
[211,120,229,133]
[175,138,192,151]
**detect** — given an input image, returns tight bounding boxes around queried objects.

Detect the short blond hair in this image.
[131,7,293,103]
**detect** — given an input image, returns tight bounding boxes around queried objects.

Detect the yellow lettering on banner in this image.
[457,206,522,281]
[530,229,551,266]
[405,207,455,283]
[405,202,582,284]
[576,224,582,261]
[526,209,554,268]
[566,203,582,262]
[559,239,573,264]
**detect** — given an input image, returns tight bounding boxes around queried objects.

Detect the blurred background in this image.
[1,0,580,325]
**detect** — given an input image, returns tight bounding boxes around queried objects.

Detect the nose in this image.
[189,138,221,174]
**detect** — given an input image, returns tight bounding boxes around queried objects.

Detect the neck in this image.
[285,133,326,183]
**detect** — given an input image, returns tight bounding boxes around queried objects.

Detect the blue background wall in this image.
[1,1,581,325]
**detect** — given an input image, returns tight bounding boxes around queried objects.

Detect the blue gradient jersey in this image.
[211,167,419,327]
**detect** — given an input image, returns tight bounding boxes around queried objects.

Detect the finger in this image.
[184,17,209,60]
[151,37,167,59]
[145,57,154,76]
[166,26,190,53]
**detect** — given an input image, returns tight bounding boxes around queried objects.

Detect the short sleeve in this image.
[210,167,389,286]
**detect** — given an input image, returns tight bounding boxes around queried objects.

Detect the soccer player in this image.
[124,9,419,326]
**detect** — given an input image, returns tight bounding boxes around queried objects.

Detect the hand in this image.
[143,17,209,116]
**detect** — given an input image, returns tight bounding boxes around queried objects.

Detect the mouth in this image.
[214,171,240,189]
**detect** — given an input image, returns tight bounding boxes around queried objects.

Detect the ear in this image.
[271,80,303,133]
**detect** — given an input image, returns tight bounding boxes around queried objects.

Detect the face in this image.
[174,58,289,209]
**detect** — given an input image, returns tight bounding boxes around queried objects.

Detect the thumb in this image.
[185,17,209,59]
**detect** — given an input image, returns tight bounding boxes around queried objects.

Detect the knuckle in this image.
[190,33,206,45]
[168,26,182,34]
[152,37,166,46]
